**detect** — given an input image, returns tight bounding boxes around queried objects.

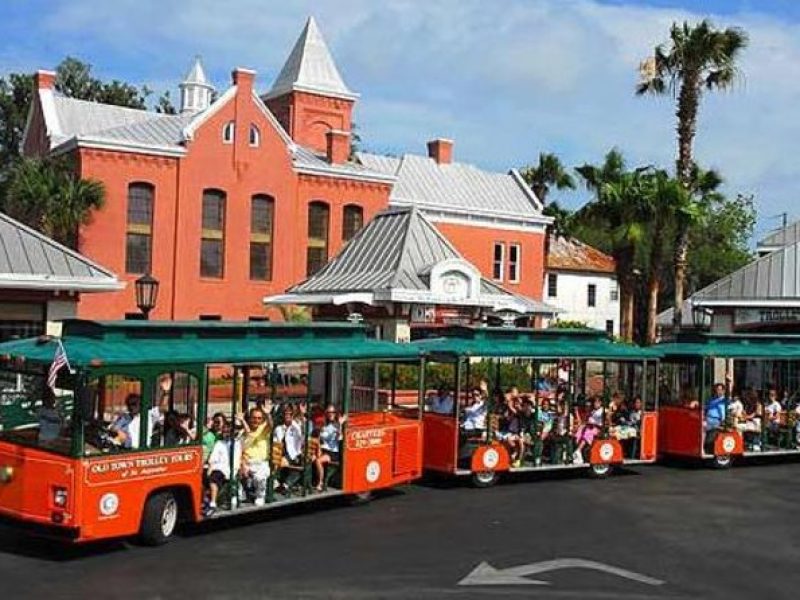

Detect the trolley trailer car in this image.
[658,332,800,468]
[413,326,661,485]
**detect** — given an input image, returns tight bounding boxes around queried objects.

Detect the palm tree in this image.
[575,151,650,342]
[637,19,747,330]
[2,157,104,248]
[642,170,685,344]
[520,152,576,204]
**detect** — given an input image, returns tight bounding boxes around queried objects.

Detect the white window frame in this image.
[223,121,235,144]
[249,124,260,147]
[508,243,521,284]
[492,242,505,282]
[610,281,619,302]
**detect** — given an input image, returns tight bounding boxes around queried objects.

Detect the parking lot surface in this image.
[1,461,799,599]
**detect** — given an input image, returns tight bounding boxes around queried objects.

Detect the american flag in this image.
[47,340,70,391]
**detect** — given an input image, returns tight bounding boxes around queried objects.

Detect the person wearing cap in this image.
[110,394,143,449]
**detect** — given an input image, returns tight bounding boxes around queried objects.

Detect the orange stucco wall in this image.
[433,221,546,300]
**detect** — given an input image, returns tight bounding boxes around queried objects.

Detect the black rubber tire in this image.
[471,471,499,488]
[588,463,613,479]
[712,454,733,469]
[349,491,373,505]
[138,491,178,546]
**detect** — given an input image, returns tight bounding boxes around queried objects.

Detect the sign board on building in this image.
[735,308,800,328]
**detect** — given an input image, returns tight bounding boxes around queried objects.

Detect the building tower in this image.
[179,56,214,114]
[264,16,359,155]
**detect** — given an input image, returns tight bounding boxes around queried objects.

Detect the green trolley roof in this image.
[0,320,423,368]
[658,333,800,359]
[412,326,660,360]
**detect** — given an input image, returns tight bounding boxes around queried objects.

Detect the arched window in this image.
[222,121,235,144]
[125,182,154,274]
[249,124,260,147]
[250,195,274,281]
[342,204,364,242]
[201,189,226,278]
[306,201,330,276]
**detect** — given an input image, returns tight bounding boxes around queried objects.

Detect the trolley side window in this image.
[83,374,144,455]
[0,366,76,456]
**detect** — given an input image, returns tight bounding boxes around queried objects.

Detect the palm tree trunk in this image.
[675,76,699,186]
[672,76,699,333]
[616,246,636,343]
[672,229,690,331]
[646,227,665,345]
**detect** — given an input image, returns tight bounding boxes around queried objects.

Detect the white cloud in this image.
[3,0,799,238]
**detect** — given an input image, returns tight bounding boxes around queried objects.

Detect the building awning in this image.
[0,212,121,293]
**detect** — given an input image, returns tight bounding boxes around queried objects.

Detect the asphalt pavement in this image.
[1,460,799,599]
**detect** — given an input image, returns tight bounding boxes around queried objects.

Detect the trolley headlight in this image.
[0,466,13,483]
[52,486,68,508]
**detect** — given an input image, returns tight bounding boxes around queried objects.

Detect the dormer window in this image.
[249,124,260,147]
[223,121,235,144]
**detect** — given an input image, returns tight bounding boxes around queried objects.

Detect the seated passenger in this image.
[313,405,346,492]
[704,383,727,451]
[274,404,306,493]
[203,412,226,461]
[36,388,63,445]
[764,387,782,435]
[573,396,603,464]
[239,407,271,506]
[426,388,454,415]
[462,388,487,431]
[610,399,637,440]
[496,393,523,467]
[109,393,143,449]
[537,397,554,441]
[204,419,242,516]
[629,396,643,428]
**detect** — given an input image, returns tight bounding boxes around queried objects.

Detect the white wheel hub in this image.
[599,442,614,462]
[161,497,178,537]
[482,448,499,469]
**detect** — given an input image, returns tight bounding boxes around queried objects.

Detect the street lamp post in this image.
[135,273,160,320]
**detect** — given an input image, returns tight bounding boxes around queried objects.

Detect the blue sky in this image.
[1,0,798,241]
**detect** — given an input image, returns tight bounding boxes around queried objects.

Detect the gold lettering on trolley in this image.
[347,428,388,450]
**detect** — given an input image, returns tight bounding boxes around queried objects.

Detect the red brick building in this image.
[21,17,549,321]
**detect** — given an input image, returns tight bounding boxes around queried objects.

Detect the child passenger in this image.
[573,397,604,464]
[204,420,242,517]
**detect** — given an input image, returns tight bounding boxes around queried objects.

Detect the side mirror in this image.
[79,385,94,421]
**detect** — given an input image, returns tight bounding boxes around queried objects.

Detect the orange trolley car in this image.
[413,327,660,485]
[0,320,424,544]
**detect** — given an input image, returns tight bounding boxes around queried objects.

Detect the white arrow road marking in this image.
[458,558,667,586]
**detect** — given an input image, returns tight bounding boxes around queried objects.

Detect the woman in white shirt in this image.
[462,389,487,431]
[313,405,346,492]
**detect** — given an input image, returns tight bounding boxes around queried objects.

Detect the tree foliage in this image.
[1,156,105,248]
[520,152,575,204]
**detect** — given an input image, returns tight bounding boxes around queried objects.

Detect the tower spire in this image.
[179,56,214,113]
[265,16,358,100]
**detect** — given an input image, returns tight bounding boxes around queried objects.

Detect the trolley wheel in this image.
[349,491,373,505]
[471,470,499,488]
[139,491,179,546]
[712,454,733,469]
[588,463,613,479]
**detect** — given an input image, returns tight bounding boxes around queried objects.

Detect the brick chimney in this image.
[427,138,453,164]
[326,129,351,164]
[35,70,56,90]
[231,67,256,91]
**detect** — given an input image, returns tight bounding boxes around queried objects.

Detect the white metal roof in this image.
[264,16,357,101]
[357,152,547,223]
[0,212,121,292]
